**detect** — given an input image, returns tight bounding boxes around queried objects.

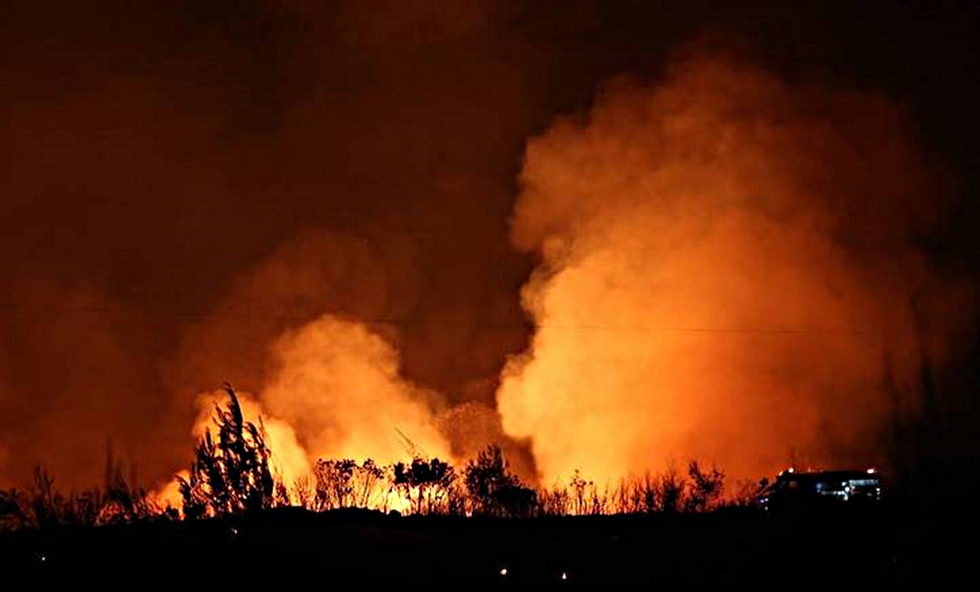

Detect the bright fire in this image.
[152,48,971,507]
[152,315,455,511]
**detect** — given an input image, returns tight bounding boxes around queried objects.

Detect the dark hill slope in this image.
[0,507,972,590]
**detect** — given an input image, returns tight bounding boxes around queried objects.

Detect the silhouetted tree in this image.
[464,445,538,518]
[0,488,28,530]
[0,466,110,530]
[314,459,357,510]
[177,384,281,518]
[684,461,725,513]
[98,441,161,524]
[314,458,387,510]
[657,465,686,514]
[393,457,456,515]
[627,473,658,514]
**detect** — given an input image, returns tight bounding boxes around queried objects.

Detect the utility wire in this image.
[0,299,967,337]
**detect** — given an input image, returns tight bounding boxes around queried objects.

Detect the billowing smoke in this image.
[182,307,460,485]
[498,50,974,485]
[0,0,554,489]
[261,314,452,463]
[153,313,454,506]
[2,1,977,493]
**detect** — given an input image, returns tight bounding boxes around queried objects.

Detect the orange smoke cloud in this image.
[156,314,455,505]
[260,314,452,464]
[498,50,973,486]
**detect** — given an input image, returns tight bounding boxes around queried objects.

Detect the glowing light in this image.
[561,572,568,581]
[497,51,962,486]
[867,467,877,474]
[499,568,508,577]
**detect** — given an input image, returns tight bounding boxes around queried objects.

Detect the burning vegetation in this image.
[109,43,974,508]
[2,4,978,588]
[1,385,738,531]
[0,6,975,523]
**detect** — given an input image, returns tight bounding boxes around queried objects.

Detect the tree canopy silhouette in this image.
[464,445,537,518]
[178,384,282,518]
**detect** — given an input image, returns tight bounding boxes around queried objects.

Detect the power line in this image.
[0,299,969,337]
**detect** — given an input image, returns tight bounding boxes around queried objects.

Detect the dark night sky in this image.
[1,1,977,488]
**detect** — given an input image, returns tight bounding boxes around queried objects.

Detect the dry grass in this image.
[1,391,751,530]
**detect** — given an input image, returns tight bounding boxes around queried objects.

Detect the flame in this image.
[153,314,456,511]
[148,472,186,511]
[190,389,314,492]
[145,45,972,506]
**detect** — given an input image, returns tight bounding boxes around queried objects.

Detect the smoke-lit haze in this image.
[262,315,452,463]
[153,314,454,506]
[1,0,555,487]
[1,1,978,492]
[499,51,973,484]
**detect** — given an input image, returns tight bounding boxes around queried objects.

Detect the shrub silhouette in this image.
[98,444,164,525]
[657,465,687,514]
[1,378,744,529]
[177,384,282,519]
[538,484,570,516]
[464,445,537,518]
[0,465,164,530]
[615,473,658,514]
[313,459,386,510]
[684,461,725,513]
[0,467,95,530]
[393,457,457,515]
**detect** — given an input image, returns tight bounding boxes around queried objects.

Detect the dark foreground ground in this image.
[0,506,975,590]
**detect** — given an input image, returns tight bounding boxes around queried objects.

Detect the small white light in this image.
[561,572,568,581]
[499,568,508,577]
[38,554,46,563]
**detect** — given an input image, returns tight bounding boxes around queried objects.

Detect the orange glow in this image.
[191,389,314,492]
[149,48,972,505]
[149,472,187,511]
[260,315,453,466]
[497,49,970,486]
[153,315,457,511]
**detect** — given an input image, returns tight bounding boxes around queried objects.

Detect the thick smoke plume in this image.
[0,0,550,489]
[499,50,974,485]
[2,2,977,493]
[154,314,454,506]
[261,315,452,464]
